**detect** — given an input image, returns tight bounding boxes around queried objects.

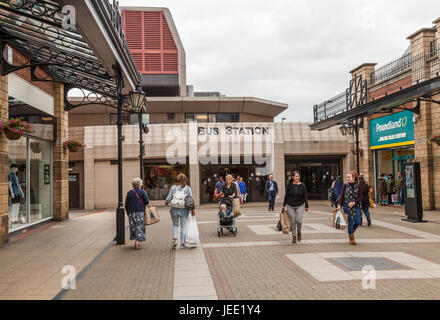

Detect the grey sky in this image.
[119,0,440,122]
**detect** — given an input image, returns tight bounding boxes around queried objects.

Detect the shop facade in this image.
[312,17,440,210]
[68,122,351,209]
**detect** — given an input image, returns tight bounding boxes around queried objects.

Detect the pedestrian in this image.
[220,174,238,212]
[387,174,396,205]
[359,175,372,227]
[238,177,247,202]
[378,174,387,206]
[283,171,309,244]
[396,171,405,206]
[165,173,195,249]
[215,176,225,194]
[265,174,279,211]
[331,176,343,207]
[337,172,362,245]
[125,178,150,250]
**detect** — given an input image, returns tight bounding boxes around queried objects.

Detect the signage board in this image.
[370,110,414,150]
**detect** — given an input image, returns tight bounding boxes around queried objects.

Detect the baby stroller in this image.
[217,197,237,237]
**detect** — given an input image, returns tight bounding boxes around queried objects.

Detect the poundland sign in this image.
[370,110,414,150]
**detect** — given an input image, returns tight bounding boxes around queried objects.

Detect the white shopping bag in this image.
[334,210,347,230]
[186,215,200,245]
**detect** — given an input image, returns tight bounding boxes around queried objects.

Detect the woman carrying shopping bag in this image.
[165,173,195,249]
[125,178,150,250]
[282,171,309,244]
[337,172,362,245]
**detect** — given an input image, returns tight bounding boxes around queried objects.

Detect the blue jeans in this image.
[171,214,189,243]
[399,188,404,205]
[343,202,361,235]
[268,191,276,210]
[360,204,371,224]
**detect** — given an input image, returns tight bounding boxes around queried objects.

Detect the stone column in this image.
[408,28,437,210]
[347,64,377,185]
[0,75,8,244]
[52,83,69,221]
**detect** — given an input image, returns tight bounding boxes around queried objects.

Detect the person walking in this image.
[238,177,247,203]
[378,174,387,206]
[331,176,343,207]
[220,174,237,212]
[265,175,279,211]
[396,172,405,206]
[165,173,195,249]
[387,174,396,205]
[359,175,372,227]
[283,171,309,244]
[125,178,150,250]
[337,172,362,245]
[215,176,225,194]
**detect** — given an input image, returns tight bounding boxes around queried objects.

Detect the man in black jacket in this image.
[265,175,279,211]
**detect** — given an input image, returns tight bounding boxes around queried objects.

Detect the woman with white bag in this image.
[165,174,195,249]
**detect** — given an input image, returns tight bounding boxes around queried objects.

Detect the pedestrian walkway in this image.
[1,202,440,300]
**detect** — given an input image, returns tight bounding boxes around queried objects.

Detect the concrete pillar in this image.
[0,75,9,244]
[189,163,200,206]
[273,144,285,204]
[52,83,69,221]
[350,63,377,88]
[408,28,437,210]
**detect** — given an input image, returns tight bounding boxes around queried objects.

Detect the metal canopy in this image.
[0,0,140,105]
[310,75,440,131]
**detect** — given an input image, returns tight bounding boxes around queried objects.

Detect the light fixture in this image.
[129,86,146,113]
[339,124,348,136]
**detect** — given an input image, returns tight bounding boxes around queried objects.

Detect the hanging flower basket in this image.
[1,118,34,140]
[63,139,86,152]
[429,135,440,146]
[30,141,41,153]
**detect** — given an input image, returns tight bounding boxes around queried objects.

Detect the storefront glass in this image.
[8,137,53,231]
[285,157,342,200]
[144,164,188,200]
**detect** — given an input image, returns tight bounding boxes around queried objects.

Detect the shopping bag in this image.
[280,209,291,234]
[186,215,200,245]
[233,198,241,217]
[334,210,346,230]
[276,220,282,232]
[369,198,376,209]
[391,194,398,204]
[144,206,160,226]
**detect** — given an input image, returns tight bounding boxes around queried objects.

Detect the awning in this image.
[310,75,440,131]
[0,0,140,99]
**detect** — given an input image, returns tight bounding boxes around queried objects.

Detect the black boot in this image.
[367,218,371,227]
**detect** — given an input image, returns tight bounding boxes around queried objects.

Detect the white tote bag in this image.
[186,215,200,245]
[334,210,347,230]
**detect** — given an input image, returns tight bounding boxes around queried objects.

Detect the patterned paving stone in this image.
[331,257,408,271]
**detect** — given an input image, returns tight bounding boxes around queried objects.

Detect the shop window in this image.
[216,114,239,123]
[194,113,208,123]
[185,114,194,123]
[8,137,53,232]
[167,113,176,121]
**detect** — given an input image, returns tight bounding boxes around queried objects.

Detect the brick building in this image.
[312,17,440,211]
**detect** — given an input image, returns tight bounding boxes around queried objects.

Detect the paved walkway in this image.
[1,202,440,300]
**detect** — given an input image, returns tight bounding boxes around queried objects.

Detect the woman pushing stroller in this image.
[218,175,237,234]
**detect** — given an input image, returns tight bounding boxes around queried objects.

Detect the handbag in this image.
[233,197,241,217]
[145,206,160,225]
[185,194,196,211]
[132,189,160,226]
[186,215,200,245]
[279,209,291,234]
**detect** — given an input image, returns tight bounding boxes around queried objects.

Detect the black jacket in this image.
[283,182,309,208]
[265,180,279,194]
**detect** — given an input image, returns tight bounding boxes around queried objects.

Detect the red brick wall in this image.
[11,46,54,97]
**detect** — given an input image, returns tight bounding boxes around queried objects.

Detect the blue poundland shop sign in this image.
[370,110,414,150]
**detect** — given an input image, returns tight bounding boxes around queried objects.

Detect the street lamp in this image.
[115,84,147,246]
[339,118,363,174]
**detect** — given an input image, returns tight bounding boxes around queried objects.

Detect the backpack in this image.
[184,194,196,211]
[170,186,187,209]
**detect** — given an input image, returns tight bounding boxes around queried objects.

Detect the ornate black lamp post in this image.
[115,84,147,245]
[339,118,363,175]
[129,87,148,179]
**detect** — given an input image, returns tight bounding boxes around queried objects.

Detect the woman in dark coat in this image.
[359,176,372,227]
[337,172,362,245]
[125,178,150,250]
[220,174,237,212]
[378,174,387,206]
